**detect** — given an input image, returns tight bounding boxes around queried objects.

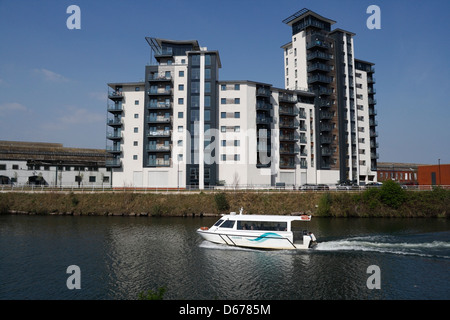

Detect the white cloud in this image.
[0,102,28,113]
[33,68,70,82]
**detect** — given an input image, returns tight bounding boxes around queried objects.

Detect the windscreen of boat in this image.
[236,221,287,231]
[214,219,225,227]
[219,220,235,228]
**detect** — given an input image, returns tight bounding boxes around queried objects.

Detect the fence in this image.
[1,183,449,193]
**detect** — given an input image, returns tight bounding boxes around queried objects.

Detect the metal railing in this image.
[1,184,449,193]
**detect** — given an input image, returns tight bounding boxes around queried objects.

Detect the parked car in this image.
[300,184,329,191]
[365,182,382,188]
[336,181,359,190]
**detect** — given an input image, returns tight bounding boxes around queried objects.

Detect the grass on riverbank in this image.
[0,183,448,218]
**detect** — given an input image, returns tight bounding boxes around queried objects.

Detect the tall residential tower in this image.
[282,8,378,184]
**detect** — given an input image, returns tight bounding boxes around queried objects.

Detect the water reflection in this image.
[0,215,448,300]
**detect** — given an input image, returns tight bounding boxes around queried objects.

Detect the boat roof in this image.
[220,214,311,222]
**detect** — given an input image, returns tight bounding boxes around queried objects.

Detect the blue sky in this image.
[0,0,449,165]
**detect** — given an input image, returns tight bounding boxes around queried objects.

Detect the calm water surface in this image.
[0,215,448,300]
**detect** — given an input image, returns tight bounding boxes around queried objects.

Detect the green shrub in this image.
[214,193,230,212]
[317,193,332,216]
[379,180,406,209]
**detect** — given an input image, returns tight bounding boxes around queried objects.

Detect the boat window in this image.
[237,221,287,231]
[219,220,235,228]
[214,219,224,227]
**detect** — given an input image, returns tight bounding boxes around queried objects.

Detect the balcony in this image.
[279,157,296,169]
[147,116,172,124]
[279,134,298,142]
[279,94,296,103]
[107,132,122,140]
[256,117,271,125]
[279,120,296,129]
[147,159,171,167]
[107,118,122,127]
[107,103,123,113]
[108,91,124,100]
[148,74,172,82]
[256,101,272,111]
[148,88,172,96]
[147,101,172,109]
[307,63,331,72]
[317,99,332,108]
[147,130,172,137]
[319,111,333,120]
[368,98,377,105]
[370,130,378,137]
[256,87,271,97]
[371,153,379,159]
[320,123,332,131]
[320,136,332,144]
[321,148,332,156]
[308,74,333,84]
[146,145,171,152]
[307,51,332,61]
[154,48,173,58]
[279,107,296,116]
[306,40,330,50]
[316,86,333,95]
[106,159,122,167]
[106,145,121,154]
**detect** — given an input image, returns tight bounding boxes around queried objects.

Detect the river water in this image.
[0,215,448,300]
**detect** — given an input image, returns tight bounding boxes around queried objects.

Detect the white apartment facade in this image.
[106,9,378,189]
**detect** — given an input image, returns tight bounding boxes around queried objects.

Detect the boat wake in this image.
[315,235,450,259]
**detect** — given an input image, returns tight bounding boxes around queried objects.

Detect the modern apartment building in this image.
[106,8,378,189]
[282,8,378,184]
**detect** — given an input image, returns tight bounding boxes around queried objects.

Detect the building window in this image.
[234,112,240,118]
[89,176,96,183]
[178,126,183,132]
[234,140,240,146]
[221,98,226,104]
[205,82,211,93]
[178,98,184,105]
[234,154,240,161]
[234,126,240,132]
[178,84,184,91]
[133,155,138,160]
[204,96,211,107]
[221,84,226,91]
[135,87,140,91]
[205,69,211,79]
[205,54,211,66]
[134,114,139,118]
[234,98,240,104]
[134,127,139,133]
[221,112,226,118]
[133,141,138,146]
[179,70,184,77]
[135,100,139,105]
[204,110,210,121]
[178,112,183,118]
[234,84,240,90]
[221,154,226,161]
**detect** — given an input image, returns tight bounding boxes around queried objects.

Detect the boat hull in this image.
[197,229,312,250]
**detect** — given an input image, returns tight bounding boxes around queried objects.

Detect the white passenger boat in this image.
[197,208,317,250]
